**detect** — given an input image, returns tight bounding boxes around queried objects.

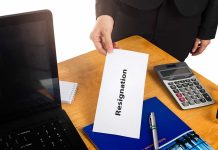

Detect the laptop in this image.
[0,10,87,150]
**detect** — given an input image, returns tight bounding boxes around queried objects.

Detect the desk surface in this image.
[58,36,218,149]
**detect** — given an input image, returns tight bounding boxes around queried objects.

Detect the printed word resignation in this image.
[115,69,127,116]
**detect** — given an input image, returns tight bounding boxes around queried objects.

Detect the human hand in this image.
[90,15,118,55]
[191,38,211,56]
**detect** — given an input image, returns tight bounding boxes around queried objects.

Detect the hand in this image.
[191,38,211,56]
[90,15,118,55]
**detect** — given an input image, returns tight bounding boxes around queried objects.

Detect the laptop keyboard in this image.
[0,119,73,150]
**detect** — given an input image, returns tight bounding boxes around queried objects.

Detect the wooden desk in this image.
[58,36,218,149]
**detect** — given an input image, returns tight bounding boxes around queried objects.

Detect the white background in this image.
[1,0,218,85]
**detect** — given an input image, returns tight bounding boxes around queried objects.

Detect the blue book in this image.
[83,97,213,150]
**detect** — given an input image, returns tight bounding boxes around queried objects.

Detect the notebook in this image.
[0,10,87,149]
[83,97,213,150]
[60,81,78,104]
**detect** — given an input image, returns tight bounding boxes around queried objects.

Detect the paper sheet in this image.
[93,49,149,139]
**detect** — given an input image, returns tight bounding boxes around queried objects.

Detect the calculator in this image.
[154,62,215,109]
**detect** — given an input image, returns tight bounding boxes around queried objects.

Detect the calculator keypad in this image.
[166,77,214,109]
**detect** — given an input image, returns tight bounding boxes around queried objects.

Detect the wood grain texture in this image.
[58,36,218,149]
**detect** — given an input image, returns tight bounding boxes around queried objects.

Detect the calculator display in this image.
[160,68,191,77]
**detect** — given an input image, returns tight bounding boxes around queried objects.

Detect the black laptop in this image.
[0,10,87,150]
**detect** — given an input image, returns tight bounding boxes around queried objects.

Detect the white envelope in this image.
[93,49,149,139]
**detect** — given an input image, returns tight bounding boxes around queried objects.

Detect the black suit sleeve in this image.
[96,0,119,19]
[197,0,218,39]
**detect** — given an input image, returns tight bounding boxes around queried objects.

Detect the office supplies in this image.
[149,112,159,150]
[58,36,218,149]
[0,10,87,149]
[93,49,149,139]
[83,97,213,150]
[154,62,215,109]
[59,81,78,104]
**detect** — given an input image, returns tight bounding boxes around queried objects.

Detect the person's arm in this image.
[96,0,118,19]
[192,0,218,56]
[197,0,218,39]
[90,0,119,55]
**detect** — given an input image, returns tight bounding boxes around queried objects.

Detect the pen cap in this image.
[150,112,157,129]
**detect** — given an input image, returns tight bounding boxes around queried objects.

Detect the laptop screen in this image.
[0,10,61,123]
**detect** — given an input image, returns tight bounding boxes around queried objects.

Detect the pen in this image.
[149,112,159,150]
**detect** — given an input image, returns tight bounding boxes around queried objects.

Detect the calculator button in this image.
[182,83,189,87]
[176,93,183,97]
[179,97,186,102]
[170,85,177,89]
[196,94,203,99]
[185,79,190,82]
[188,83,193,86]
[182,93,189,97]
[176,84,183,88]
[188,91,194,95]
[179,88,186,92]
[196,85,203,89]
[193,81,199,85]
[180,80,185,83]
[199,89,206,93]
[194,99,201,104]
[182,101,189,107]
[185,96,192,101]
[202,93,212,101]
[193,90,200,94]
[174,81,180,84]
[188,100,195,105]
[191,95,197,99]
[185,87,192,91]
[173,89,179,93]
[168,82,174,85]
[199,98,206,103]
[190,86,197,90]
[191,78,196,81]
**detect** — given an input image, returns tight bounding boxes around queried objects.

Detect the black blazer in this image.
[96,0,218,39]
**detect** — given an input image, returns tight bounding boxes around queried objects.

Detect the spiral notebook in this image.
[59,80,78,104]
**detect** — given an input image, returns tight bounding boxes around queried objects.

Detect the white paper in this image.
[59,81,78,104]
[93,49,149,139]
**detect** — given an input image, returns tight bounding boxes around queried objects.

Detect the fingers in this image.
[192,43,206,56]
[90,31,107,55]
[191,38,200,54]
[192,39,211,56]
[102,31,113,53]
[91,31,113,55]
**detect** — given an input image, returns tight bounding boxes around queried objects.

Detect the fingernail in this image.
[108,47,113,53]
